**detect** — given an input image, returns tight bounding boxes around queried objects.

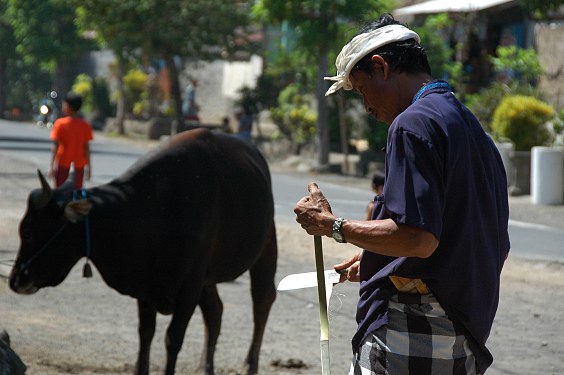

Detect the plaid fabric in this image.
[349,293,478,375]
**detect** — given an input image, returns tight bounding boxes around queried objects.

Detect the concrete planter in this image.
[531,146,564,205]
[509,150,531,196]
[495,142,514,187]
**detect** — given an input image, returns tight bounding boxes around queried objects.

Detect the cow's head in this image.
[10,170,92,294]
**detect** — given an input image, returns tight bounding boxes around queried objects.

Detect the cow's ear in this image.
[35,169,53,208]
[64,199,93,223]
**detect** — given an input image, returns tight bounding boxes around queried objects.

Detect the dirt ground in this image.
[1,155,564,375]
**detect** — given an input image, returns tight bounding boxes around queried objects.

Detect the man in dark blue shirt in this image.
[294,14,509,375]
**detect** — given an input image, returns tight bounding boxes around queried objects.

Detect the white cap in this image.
[324,24,420,96]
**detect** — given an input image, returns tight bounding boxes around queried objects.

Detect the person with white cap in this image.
[294,14,509,375]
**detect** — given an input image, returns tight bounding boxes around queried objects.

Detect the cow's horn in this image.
[36,169,53,207]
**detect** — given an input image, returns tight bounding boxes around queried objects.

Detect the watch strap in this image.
[332,217,347,243]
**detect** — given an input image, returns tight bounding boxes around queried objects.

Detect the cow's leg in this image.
[135,299,157,375]
[196,285,223,375]
[164,290,200,375]
[242,226,278,375]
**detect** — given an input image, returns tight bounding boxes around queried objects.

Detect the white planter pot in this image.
[509,150,531,196]
[531,146,564,205]
[495,142,514,187]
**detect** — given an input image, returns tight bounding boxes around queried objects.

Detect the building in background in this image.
[394,0,564,109]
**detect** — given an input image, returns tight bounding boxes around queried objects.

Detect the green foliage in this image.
[269,83,317,145]
[558,109,564,134]
[519,0,564,16]
[72,74,94,113]
[123,69,148,115]
[491,95,555,151]
[71,74,112,118]
[4,61,51,113]
[253,0,390,41]
[234,86,260,115]
[490,45,543,85]
[414,14,453,80]
[0,1,17,60]
[252,0,391,160]
[444,61,464,92]
[76,0,250,60]
[91,77,113,118]
[253,0,391,81]
[74,1,144,62]
[7,0,93,73]
[465,82,513,133]
[0,0,51,114]
[464,45,544,131]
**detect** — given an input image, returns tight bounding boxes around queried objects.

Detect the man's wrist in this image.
[332,217,347,243]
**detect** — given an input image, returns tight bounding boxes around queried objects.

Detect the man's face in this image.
[349,56,399,125]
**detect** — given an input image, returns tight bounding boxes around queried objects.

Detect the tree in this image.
[465,45,544,132]
[252,0,391,170]
[138,0,253,134]
[7,0,94,94]
[0,0,18,117]
[519,0,564,16]
[413,14,463,88]
[77,0,253,135]
[490,45,543,86]
[74,0,146,134]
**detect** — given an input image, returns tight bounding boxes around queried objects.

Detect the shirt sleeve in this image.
[383,126,444,239]
[50,121,61,141]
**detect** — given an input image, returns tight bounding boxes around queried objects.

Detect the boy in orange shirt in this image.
[49,92,93,189]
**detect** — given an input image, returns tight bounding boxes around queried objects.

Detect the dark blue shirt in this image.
[353,82,510,373]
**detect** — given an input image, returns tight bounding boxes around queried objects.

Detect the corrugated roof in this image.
[393,0,517,16]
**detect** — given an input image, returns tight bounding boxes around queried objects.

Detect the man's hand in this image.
[334,252,361,283]
[294,183,335,237]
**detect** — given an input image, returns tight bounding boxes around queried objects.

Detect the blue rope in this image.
[73,189,92,278]
[20,189,92,277]
[81,189,92,260]
[412,81,451,104]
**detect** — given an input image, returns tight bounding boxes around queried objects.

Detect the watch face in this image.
[332,231,345,243]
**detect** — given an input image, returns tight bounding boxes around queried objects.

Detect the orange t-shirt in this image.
[50,116,93,168]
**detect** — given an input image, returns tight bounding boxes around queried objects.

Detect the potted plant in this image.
[491,95,555,196]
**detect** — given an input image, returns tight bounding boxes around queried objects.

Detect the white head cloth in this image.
[324,24,420,96]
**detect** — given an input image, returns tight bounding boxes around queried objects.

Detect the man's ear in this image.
[370,55,390,80]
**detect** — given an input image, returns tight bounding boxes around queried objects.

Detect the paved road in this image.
[2,119,564,265]
[1,119,564,375]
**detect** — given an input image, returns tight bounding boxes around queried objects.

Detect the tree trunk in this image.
[54,60,75,96]
[0,57,5,119]
[165,54,183,135]
[115,58,126,135]
[337,94,349,174]
[316,43,330,171]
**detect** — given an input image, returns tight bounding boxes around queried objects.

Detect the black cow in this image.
[9,128,277,375]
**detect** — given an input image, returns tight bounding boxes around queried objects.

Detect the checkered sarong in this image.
[349,293,478,375]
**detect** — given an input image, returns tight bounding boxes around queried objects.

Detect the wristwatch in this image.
[332,217,347,243]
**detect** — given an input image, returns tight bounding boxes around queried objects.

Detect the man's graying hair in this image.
[352,14,432,76]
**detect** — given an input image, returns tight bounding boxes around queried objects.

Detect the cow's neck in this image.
[82,183,149,295]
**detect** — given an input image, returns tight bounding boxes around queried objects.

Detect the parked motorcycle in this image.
[36,91,60,129]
